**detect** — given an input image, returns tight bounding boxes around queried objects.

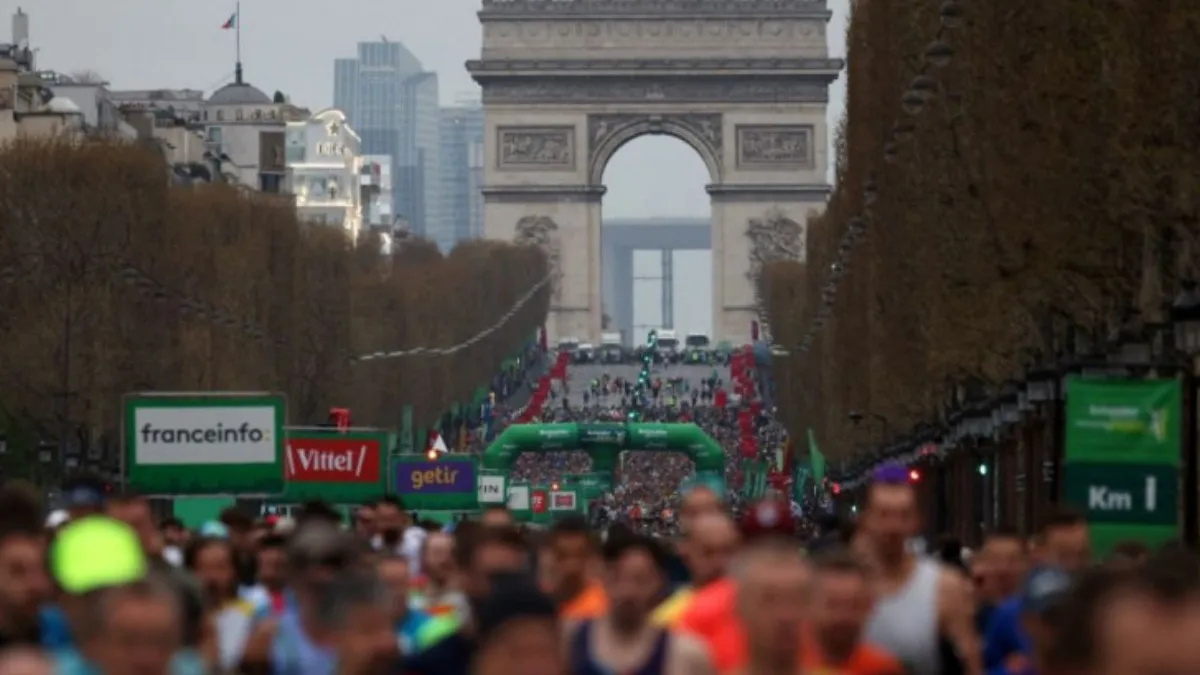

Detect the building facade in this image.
[436,103,485,251]
[333,41,441,239]
[285,108,365,239]
[200,72,309,193]
[361,154,394,229]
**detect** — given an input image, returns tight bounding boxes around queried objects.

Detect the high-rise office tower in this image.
[334,41,441,238]
[436,101,484,252]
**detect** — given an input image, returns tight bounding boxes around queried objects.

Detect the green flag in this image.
[807,428,826,487]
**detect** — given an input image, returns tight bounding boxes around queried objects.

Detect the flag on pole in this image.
[221,12,237,29]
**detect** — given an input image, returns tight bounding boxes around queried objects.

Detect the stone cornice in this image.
[482,184,608,203]
[478,75,833,105]
[478,0,831,19]
[467,58,844,75]
[706,183,831,202]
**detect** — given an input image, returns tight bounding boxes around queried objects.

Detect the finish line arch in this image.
[482,423,724,479]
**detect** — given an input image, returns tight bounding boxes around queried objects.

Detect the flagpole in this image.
[234,0,243,84]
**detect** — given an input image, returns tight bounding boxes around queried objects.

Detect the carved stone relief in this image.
[498,126,576,169]
[479,19,826,52]
[736,125,813,169]
[745,210,805,342]
[481,78,829,105]
[513,215,564,303]
[588,113,722,179]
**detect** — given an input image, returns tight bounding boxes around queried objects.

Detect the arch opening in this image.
[601,133,714,345]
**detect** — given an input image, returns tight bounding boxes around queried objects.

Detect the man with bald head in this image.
[653,512,741,626]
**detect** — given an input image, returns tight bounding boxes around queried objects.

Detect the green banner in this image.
[1064,377,1183,556]
[1064,378,1182,464]
[124,393,286,495]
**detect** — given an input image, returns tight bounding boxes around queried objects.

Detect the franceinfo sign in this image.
[124,393,286,495]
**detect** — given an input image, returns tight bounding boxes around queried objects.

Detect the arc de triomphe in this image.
[468,0,841,345]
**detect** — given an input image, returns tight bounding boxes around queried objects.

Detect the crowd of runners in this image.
[0,468,1195,675]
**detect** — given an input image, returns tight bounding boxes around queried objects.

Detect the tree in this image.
[764,0,1192,461]
[0,139,550,471]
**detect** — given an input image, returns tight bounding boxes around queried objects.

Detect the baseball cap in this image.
[51,516,147,594]
[739,498,795,539]
[198,521,229,539]
[1021,566,1073,616]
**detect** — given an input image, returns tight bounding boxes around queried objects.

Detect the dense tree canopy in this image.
[765,0,1200,460]
[0,139,549,462]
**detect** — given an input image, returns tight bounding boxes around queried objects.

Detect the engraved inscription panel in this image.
[498,126,576,169]
[736,125,813,169]
[481,19,824,56]
[482,78,829,104]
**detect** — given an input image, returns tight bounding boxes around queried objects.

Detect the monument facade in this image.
[469,0,841,344]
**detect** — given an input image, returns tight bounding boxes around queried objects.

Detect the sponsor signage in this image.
[392,455,479,510]
[478,475,506,504]
[278,430,387,504]
[507,484,530,511]
[531,489,548,513]
[1064,377,1182,555]
[124,393,286,494]
[550,490,577,511]
[285,437,380,483]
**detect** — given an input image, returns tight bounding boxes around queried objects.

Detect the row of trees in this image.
[765,0,1200,460]
[0,139,549,462]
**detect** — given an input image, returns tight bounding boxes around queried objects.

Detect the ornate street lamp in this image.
[940,0,964,28]
[925,40,955,68]
[864,175,879,204]
[910,74,939,101]
[1170,281,1200,354]
[1024,364,1058,404]
[901,90,927,115]
[999,381,1020,425]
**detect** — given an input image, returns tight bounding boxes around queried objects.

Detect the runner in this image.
[567,533,713,675]
[732,537,810,675]
[859,466,981,675]
[548,517,608,621]
[653,511,739,626]
[802,548,904,675]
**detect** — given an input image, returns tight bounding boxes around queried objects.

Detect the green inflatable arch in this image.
[481,422,725,479]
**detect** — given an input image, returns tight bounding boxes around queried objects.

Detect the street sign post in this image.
[123,393,286,495]
[1064,377,1182,554]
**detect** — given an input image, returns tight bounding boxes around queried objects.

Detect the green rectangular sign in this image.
[124,393,286,495]
[1064,378,1181,465]
[1063,462,1178,526]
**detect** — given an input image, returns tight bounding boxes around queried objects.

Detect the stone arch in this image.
[587,114,723,185]
[469,0,842,346]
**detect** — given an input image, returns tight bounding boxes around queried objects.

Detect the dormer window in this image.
[252,109,262,120]
[216,109,224,121]
[235,108,244,121]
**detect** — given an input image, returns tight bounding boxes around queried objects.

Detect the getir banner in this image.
[281,430,387,504]
[393,455,479,510]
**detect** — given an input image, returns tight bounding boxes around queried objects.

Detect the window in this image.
[259,173,282,193]
[252,109,262,120]
[206,126,222,145]
[216,109,224,121]
[235,108,244,121]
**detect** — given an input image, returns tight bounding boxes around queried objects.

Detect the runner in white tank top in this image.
[856,470,982,675]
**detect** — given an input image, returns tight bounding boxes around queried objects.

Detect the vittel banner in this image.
[285,437,381,483]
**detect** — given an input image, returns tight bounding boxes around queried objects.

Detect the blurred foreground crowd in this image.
[0,464,1195,675]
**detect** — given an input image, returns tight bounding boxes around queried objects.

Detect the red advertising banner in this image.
[551,491,577,510]
[531,489,548,513]
[285,437,381,483]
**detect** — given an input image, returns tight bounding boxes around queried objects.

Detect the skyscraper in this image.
[437,102,484,252]
[333,41,441,238]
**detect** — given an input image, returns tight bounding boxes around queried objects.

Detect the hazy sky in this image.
[33,0,848,333]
